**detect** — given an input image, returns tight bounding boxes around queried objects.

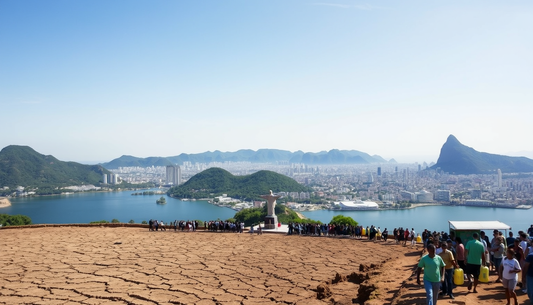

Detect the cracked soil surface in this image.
[1,227,423,304]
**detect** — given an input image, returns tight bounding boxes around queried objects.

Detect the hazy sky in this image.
[1,0,532,164]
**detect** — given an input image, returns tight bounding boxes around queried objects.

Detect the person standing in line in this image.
[439,242,457,299]
[422,230,428,251]
[524,247,533,302]
[491,236,506,283]
[455,237,466,275]
[417,244,445,305]
[490,231,498,271]
[411,228,417,247]
[507,232,516,249]
[500,231,508,250]
[501,248,521,305]
[480,231,490,267]
[520,232,530,293]
[465,232,486,293]
[383,228,388,242]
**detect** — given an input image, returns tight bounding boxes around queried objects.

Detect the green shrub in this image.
[111,219,120,224]
[0,214,32,226]
[329,215,358,227]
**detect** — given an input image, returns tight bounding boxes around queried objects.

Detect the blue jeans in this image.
[527,275,533,301]
[442,269,454,295]
[424,280,441,305]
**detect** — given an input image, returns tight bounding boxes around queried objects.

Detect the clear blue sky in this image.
[1,0,532,163]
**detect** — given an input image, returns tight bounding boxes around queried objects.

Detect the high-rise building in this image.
[471,189,482,199]
[166,165,182,185]
[435,190,451,202]
[102,174,108,184]
[497,169,502,188]
[377,167,382,177]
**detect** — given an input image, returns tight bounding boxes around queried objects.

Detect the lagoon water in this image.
[4,190,235,225]
[3,190,533,233]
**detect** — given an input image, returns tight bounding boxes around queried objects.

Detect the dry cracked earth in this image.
[0,227,422,305]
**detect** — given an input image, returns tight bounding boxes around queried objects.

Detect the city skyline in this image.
[1,1,532,164]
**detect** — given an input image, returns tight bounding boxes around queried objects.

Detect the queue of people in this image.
[149,219,199,231]
[416,225,533,305]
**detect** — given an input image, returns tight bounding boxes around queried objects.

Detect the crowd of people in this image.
[417,225,533,305]
[147,218,533,304]
[148,219,200,231]
[148,219,256,234]
[285,223,422,247]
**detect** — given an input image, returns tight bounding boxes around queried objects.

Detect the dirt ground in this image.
[0,227,530,305]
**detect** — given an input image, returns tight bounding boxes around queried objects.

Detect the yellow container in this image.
[479,265,489,283]
[454,268,464,285]
[416,235,422,243]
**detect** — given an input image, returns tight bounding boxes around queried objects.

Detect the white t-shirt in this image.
[502,257,521,280]
[520,240,528,253]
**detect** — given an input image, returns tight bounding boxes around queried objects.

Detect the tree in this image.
[128,219,135,224]
[234,208,264,226]
[329,215,358,227]
[141,220,148,224]
[111,219,120,223]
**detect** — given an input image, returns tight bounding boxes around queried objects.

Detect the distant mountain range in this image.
[101,149,391,169]
[167,167,309,200]
[431,135,533,174]
[0,145,109,188]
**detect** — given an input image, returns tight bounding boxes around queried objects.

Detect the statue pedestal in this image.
[264,215,278,229]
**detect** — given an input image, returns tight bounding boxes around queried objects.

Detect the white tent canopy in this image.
[449,221,512,231]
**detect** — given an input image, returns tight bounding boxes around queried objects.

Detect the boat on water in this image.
[333,200,379,210]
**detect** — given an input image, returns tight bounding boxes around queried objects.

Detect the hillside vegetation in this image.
[167,168,309,200]
[0,145,109,188]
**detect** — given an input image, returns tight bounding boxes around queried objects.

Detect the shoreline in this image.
[0,197,12,208]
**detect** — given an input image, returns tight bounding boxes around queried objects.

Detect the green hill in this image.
[0,145,109,188]
[431,135,533,174]
[167,168,309,200]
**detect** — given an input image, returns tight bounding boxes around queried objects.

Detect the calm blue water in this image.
[3,190,235,224]
[301,206,533,233]
[3,192,532,233]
